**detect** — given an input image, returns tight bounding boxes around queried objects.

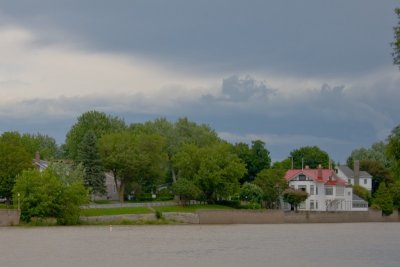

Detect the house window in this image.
[325,186,333,196]
[298,185,307,192]
[310,185,314,195]
[364,179,367,185]
[299,174,306,181]
[336,186,344,196]
[316,186,318,195]
[316,200,318,210]
[310,200,314,210]
[348,179,351,184]
[113,185,116,193]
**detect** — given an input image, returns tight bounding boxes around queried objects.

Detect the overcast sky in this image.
[0,0,399,162]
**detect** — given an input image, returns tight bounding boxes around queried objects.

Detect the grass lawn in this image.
[81,207,153,217]
[154,204,233,213]
[0,203,14,209]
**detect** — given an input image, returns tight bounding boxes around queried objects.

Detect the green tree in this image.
[386,124,400,180]
[234,140,271,183]
[239,183,263,204]
[254,169,287,209]
[390,181,400,211]
[289,146,330,169]
[78,131,106,196]
[13,167,87,224]
[131,117,221,184]
[98,132,167,202]
[392,8,400,68]
[0,131,58,160]
[65,110,126,161]
[373,183,394,216]
[173,143,246,202]
[283,188,308,211]
[171,178,202,205]
[353,184,370,203]
[0,142,32,202]
[347,141,390,169]
[359,160,393,194]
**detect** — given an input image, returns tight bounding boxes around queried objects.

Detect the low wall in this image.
[163,212,199,224]
[0,209,20,226]
[80,213,156,223]
[197,209,400,224]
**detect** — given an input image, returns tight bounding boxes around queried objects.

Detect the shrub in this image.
[353,184,370,203]
[239,183,263,204]
[373,183,394,216]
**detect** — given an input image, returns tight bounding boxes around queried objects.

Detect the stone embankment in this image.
[80,209,400,224]
[0,209,20,226]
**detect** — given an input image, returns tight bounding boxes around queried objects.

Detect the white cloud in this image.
[0,26,218,106]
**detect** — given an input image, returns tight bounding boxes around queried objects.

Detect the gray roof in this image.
[337,165,372,178]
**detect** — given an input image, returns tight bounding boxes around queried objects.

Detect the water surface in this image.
[1,223,399,267]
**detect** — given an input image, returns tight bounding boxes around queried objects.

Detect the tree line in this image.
[1,110,400,223]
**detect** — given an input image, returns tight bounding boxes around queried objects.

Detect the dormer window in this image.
[299,174,306,181]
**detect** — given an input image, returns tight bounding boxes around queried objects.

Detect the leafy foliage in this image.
[239,183,263,204]
[171,178,202,205]
[254,169,287,208]
[13,168,88,224]
[98,132,167,202]
[353,184,370,203]
[359,160,393,194]
[78,131,106,195]
[390,181,400,210]
[386,124,400,179]
[0,141,33,201]
[373,183,394,216]
[289,146,330,169]
[173,143,247,202]
[283,188,308,211]
[234,140,271,183]
[347,141,390,169]
[65,110,126,161]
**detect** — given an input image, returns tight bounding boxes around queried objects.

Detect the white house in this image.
[336,160,372,192]
[284,166,368,211]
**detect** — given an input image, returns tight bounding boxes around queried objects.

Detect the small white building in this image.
[336,160,372,192]
[284,166,368,211]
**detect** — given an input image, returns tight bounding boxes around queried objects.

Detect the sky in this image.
[0,0,399,163]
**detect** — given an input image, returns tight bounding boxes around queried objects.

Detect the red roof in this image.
[284,168,347,186]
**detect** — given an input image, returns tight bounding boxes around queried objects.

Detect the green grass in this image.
[81,207,153,217]
[93,200,115,204]
[0,203,15,209]
[154,204,233,213]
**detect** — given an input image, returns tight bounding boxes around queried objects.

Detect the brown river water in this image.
[1,223,399,267]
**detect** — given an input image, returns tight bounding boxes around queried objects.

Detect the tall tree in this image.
[98,132,167,202]
[386,124,400,179]
[347,141,390,169]
[65,110,126,161]
[254,169,287,209]
[0,141,32,202]
[289,146,330,169]
[0,131,58,159]
[373,183,394,216]
[130,117,221,183]
[392,8,400,68]
[173,143,246,202]
[359,160,393,194]
[78,131,106,195]
[234,140,271,183]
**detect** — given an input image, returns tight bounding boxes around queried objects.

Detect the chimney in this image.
[317,164,323,179]
[353,160,360,186]
[35,151,40,163]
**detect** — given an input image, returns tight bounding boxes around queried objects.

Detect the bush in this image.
[239,183,263,204]
[353,184,371,204]
[215,200,241,209]
[373,183,394,216]
[13,168,88,225]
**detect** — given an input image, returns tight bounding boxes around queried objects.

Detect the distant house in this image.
[336,160,372,192]
[284,165,368,211]
[33,152,48,172]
